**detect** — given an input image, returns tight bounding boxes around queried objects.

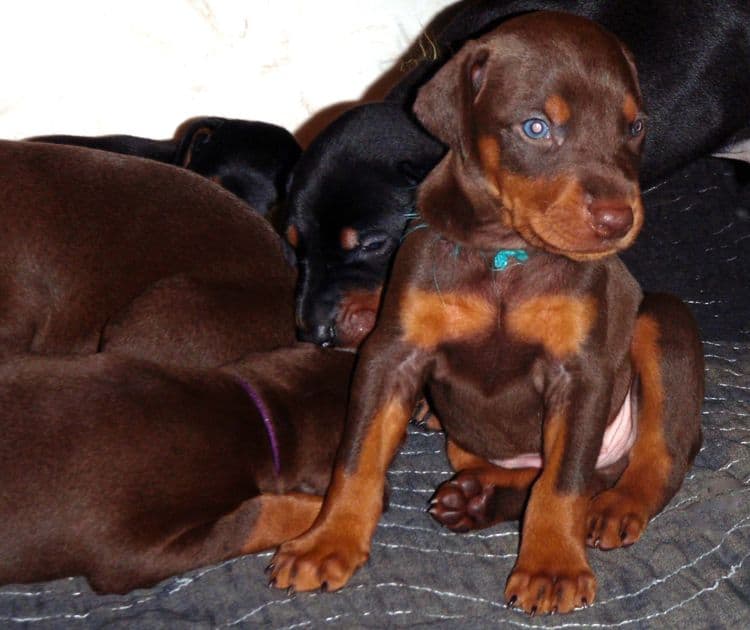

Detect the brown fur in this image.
[0,345,354,593]
[0,140,354,593]
[269,12,703,616]
[333,288,384,348]
[0,139,295,365]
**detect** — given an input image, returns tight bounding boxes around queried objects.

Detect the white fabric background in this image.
[0,0,452,141]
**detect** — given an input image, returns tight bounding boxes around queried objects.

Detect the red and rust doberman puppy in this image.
[0,137,356,593]
[0,344,353,593]
[269,12,704,615]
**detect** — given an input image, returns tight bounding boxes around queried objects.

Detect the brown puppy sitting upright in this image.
[269,12,704,615]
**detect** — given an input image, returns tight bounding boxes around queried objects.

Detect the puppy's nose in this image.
[588,200,634,239]
[300,323,336,348]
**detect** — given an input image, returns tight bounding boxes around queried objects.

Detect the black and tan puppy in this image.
[28,116,302,216]
[0,139,295,366]
[270,13,704,615]
[286,102,444,348]
[0,344,353,593]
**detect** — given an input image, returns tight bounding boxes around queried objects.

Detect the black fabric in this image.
[1,158,748,627]
[622,158,750,342]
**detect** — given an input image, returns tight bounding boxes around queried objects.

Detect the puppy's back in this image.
[0,140,296,357]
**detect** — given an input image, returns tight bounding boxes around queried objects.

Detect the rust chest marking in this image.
[506,294,597,358]
[400,288,498,350]
[400,285,597,359]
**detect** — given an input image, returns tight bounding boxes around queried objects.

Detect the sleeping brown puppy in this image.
[0,344,353,594]
[0,139,295,366]
[269,12,704,615]
[0,136,361,594]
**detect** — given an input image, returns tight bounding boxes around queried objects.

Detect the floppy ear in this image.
[173,118,220,167]
[617,41,642,102]
[412,40,505,247]
[413,40,490,160]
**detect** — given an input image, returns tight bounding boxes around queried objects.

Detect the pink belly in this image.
[490,386,636,470]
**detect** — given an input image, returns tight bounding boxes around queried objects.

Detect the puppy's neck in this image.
[416,152,527,252]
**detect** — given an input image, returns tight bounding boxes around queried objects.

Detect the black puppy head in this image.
[414,11,645,260]
[284,103,444,348]
[174,117,301,217]
[286,172,401,349]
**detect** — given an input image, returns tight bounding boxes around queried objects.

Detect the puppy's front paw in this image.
[504,561,596,615]
[587,488,649,549]
[269,529,369,592]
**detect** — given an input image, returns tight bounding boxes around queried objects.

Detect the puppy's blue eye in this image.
[522,118,550,139]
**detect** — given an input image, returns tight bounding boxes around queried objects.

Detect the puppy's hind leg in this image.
[587,293,704,549]
[91,493,323,594]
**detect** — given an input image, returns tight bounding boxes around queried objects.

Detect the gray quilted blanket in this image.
[1,158,748,628]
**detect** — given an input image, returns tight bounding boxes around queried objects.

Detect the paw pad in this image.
[429,472,495,531]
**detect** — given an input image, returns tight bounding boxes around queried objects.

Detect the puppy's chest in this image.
[408,287,596,458]
[425,325,546,458]
[399,267,597,361]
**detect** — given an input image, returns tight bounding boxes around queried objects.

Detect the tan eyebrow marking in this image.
[285,224,299,248]
[340,227,360,250]
[623,95,639,123]
[544,94,571,126]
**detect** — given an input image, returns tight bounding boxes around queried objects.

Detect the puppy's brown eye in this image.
[629,119,644,137]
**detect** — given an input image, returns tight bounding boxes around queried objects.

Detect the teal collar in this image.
[401,218,529,272]
[492,248,529,271]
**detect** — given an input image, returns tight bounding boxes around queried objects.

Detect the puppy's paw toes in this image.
[411,398,442,431]
[587,490,649,549]
[505,566,596,615]
[269,536,368,592]
[429,472,495,532]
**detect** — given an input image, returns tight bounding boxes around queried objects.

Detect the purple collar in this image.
[237,379,281,474]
